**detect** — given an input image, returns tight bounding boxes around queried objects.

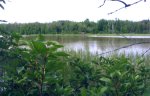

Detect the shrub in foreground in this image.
[0,33,149,96]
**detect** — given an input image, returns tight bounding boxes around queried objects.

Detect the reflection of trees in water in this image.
[124,38,150,54]
[93,38,129,51]
[44,36,150,55]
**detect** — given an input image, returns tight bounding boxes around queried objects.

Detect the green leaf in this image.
[135,75,140,80]
[54,51,69,57]
[12,32,22,42]
[100,77,112,84]
[100,86,108,94]
[31,41,47,54]
[17,76,27,84]
[81,87,87,96]
[116,70,121,76]
[138,83,145,89]
[17,66,25,74]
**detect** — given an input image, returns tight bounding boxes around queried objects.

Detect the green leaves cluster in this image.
[0,33,70,96]
[96,56,150,96]
[0,33,149,96]
[68,56,150,96]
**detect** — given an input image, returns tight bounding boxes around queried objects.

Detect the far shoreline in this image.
[22,33,150,38]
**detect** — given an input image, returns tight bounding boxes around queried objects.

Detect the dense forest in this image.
[0,19,150,35]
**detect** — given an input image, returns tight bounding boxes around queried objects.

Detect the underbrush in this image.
[0,33,150,96]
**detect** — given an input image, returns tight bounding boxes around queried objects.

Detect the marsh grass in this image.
[65,49,150,65]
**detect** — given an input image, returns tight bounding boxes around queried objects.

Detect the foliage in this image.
[0,33,71,96]
[68,55,150,96]
[0,19,150,35]
[0,33,150,95]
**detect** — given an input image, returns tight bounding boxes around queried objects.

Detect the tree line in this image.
[0,19,150,35]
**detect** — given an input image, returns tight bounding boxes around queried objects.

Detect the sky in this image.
[0,0,150,23]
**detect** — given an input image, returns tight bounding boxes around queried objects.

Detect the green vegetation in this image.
[0,0,149,95]
[0,33,150,96]
[0,19,150,35]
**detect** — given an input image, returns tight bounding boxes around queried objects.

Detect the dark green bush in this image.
[0,33,149,96]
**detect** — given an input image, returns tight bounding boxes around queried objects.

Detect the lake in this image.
[29,35,150,56]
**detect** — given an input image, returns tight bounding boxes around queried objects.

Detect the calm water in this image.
[42,35,150,56]
[26,35,150,56]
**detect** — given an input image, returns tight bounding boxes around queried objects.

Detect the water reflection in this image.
[45,35,150,55]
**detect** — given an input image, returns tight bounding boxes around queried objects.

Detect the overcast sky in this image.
[0,0,150,23]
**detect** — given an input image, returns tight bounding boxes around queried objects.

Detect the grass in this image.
[65,49,150,66]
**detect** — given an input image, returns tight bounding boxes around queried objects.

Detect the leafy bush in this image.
[0,33,149,96]
[0,33,71,96]
[67,55,150,96]
[94,56,149,96]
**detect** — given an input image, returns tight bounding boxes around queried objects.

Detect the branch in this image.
[0,0,5,4]
[98,0,107,8]
[108,0,143,15]
[112,0,130,7]
[0,20,7,22]
[99,42,150,55]
[0,4,4,9]
[0,0,6,9]
[142,48,150,56]
[99,0,145,14]
[108,6,125,15]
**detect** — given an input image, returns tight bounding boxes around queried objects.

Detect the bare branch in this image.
[0,0,7,22]
[0,20,7,22]
[0,0,5,4]
[98,0,107,8]
[0,0,5,10]
[99,42,150,55]
[142,48,150,56]
[99,0,145,14]
[0,4,4,9]
[108,0,143,15]
[112,0,130,7]
[98,0,150,56]
[108,6,125,15]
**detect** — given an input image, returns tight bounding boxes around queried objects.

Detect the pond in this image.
[28,35,150,56]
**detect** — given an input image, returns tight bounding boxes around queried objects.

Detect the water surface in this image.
[26,35,150,55]
[43,35,150,56]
